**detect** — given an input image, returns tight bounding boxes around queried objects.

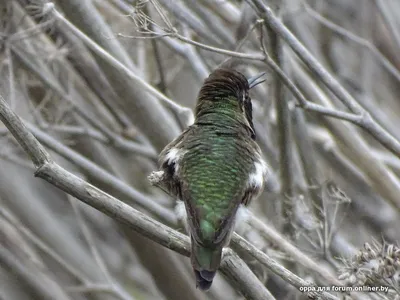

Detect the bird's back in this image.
[180,124,255,245]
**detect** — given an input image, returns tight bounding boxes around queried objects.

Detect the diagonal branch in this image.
[0,93,274,300]
[0,87,342,299]
[248,0,400,160]
[47,3,194,127]
[303,1,400,83]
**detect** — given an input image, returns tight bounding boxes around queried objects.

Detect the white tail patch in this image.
[247,155,268,191]
[165,148,187,173]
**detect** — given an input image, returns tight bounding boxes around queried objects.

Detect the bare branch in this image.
[303,1,400,83]
[48,5,194,127]
[248,0,400,160]
[0,92,276,300]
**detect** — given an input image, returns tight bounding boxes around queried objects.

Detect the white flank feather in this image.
[234,205,251,233]
[175,200,189,233]
[247,155,268,190]
[165,148,187,173]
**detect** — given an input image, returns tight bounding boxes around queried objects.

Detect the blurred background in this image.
[1,0,400,299]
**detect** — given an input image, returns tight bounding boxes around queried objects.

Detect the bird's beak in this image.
[247,72,266,89]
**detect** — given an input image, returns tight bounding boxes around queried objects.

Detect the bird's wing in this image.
[157,126,196,199]
[158,127,191,168]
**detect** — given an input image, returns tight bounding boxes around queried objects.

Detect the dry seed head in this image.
[339,241,400,293]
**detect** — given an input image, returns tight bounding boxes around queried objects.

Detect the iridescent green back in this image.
[180,121,255,246]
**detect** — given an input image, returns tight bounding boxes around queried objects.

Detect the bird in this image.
[149,68,268,290]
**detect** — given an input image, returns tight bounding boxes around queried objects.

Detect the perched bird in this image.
[149,68,268,290]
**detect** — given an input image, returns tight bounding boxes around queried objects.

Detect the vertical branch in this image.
[262,2,295,236]
[145,3,168,94]
[55,0,183,150]
[151,38,168,93]
[249,0,400,160]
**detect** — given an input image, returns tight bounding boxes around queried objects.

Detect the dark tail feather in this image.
[191,237,222,291]
[194,270,216,291]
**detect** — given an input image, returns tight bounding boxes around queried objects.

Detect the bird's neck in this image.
[195,102,247,130]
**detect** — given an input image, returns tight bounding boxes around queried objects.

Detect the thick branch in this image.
[0,92,274,300]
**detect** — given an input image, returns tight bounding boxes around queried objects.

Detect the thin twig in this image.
[37,123,157,160]
[0,92,275,300]
[25,122,177,224]
[290,56,400,212]
[68,196,134,300]
[231,234,339,300]
[48,4,194,127]
[0,207,89,284]
[262,10,296,236]
[302,1,400,83]
[155,0,223,46]
[249,0,400,160]
[117,31,266,61]
[247,213,340,285]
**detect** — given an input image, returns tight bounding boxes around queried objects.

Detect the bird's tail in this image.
[191,238,222,291]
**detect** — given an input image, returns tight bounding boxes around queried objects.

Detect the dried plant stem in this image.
[50,3,194,129]
[0,92,274,300]
[249,0,400,160]
[25,122,176,224]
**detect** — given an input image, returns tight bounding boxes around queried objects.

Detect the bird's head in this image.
[195,68,265,139]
